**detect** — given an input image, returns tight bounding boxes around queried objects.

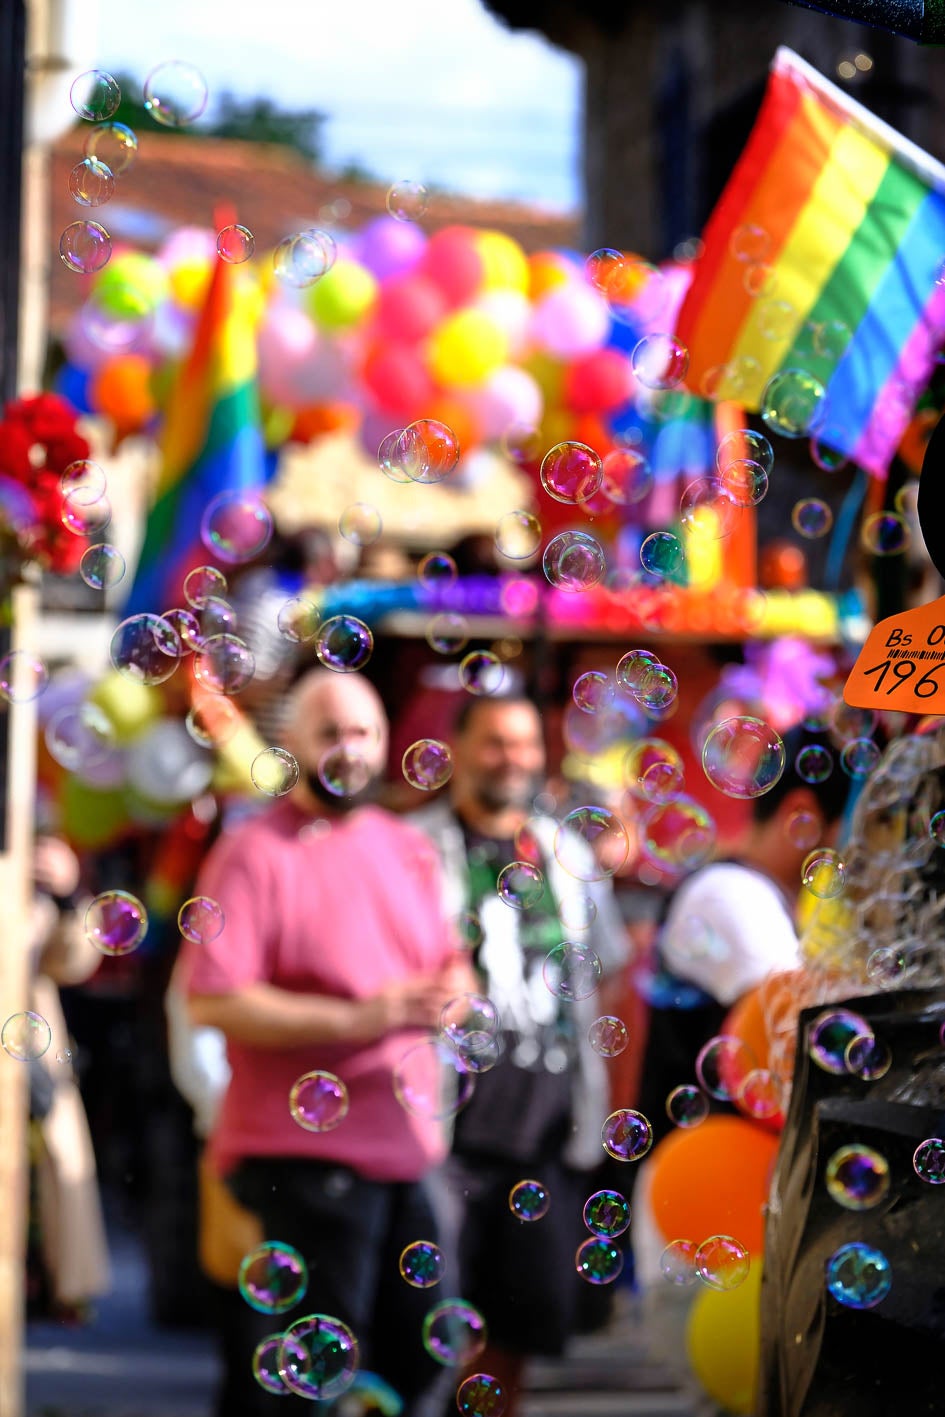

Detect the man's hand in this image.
[33,836,81,900]
[355,959,479,1042]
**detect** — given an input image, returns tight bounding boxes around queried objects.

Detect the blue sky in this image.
[92,0,583,210]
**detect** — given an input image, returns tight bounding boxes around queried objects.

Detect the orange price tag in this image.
[845,595,945,714]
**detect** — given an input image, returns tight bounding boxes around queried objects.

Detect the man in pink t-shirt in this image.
[181,669,472,1417]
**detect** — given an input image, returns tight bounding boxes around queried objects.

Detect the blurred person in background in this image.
[26,835,110,1322]
[179,668,474,1417]
[410,694,629,1417]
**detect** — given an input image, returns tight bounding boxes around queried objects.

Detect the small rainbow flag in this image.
[676,47,945,479]
[123,253,267,616]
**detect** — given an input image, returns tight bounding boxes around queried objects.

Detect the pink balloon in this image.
[476,292,532,358]
[531,283,610,358]
[257,304,319,408]
[469,366,544,441]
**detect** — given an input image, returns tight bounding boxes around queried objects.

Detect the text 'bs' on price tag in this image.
[844,596,945,714]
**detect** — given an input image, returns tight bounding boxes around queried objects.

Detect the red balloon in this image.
[374,274,447,343]
[362,342,435,417]
[420,227,484,307]
[563,348,634,414]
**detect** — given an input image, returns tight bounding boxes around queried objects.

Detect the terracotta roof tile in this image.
[49,130,579,333]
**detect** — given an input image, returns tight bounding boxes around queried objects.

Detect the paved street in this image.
[26,1227,702,1417]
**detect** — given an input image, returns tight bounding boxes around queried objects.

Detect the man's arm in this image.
[188,965,473,1049]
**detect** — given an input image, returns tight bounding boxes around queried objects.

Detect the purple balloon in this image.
[355,216,426,280]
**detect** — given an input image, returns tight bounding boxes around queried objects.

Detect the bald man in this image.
[181,670,472,1417]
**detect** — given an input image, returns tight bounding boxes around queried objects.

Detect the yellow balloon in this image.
[474,230,530,293]
[686,1260,763,1416]
[522,350,565,404]
[212,720,267,795]
[169,259,213,311]
[87,672,160,743]
[428,309,508,389]
[308,258,378,331]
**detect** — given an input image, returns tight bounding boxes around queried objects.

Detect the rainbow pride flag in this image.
[676,47,945,478]
[123,254,267,616]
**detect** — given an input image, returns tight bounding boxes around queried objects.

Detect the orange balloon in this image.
[291,402,359,442]
[423,394,481,457]
[648,1114,778,1255]
[90,354,156,434]
[723,985,771,1076]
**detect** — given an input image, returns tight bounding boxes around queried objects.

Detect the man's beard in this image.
[304,768,380,813]
[474,773,541,814]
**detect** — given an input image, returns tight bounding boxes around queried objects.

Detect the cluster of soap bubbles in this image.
[658,1235,751,1291]
[251,1314,360,1400]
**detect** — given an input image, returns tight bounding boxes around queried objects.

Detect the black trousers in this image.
[219,1157,456,1417]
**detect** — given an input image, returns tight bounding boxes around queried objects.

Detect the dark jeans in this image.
[221,1158,456,1417]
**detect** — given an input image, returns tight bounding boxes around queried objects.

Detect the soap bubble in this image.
[85,890,148,956]
[761,369,826,438]
[108,615,179,686]
[601,1108,653,1162]
[61,489,112,535]
[217,224,255,263]
[399,1241,445,1288]
[844,1033,891,1080]
[387,181,429,221]
[825,1242,891,1309]
[718,458,769,507]
[543,531,606,591]
[403,739,453,791]
[913,1138,945,1184]
[702,716,785,799]
[679,478,739,540]
[601,447,653,504]
[500,425,542,466]
[542,942,602,1001]
[422,1300,487,1367]
[396,420,461,483]
[143,61,209,127]
[239,1242,308,1314]
[315,616,374,672]
[796,743,833,784]
[584,247,627,296]
[277,597,320,643]
[252,747,301,796]
[737,1068,782,1120]
[695,1035,756,1102]
[253,1334,300,1395]
[572,671,614,714]
[540,442,603,504]
[757,300,797,343]
[582,1189,630,1238]
[186,693,241,749]
[841,738,880,779]
[574,1238,624,1285]
[666,1084,709,1128]
[70,70,121,122]
[509,1179,550,1221]
[792,498,833,538]
[456,1373,507,1417]
[558,895,597,933]
[201,491,273,564]
[459,651,505,696]
[659,1239,699,1286]
[339,503,383,547]
[289,1071,349,1132]
[178,896,225,945]
[0,651,48,703]
[80,543,126,590]
[616,648,658,698]
[1,1012,51,1062]
[496,861,545,910]
[184,565,227,608]
[861,512,910,556]
[60,220,111,274]
[440,995,500,1051]
[825,1144,890,1210]
[626,739,685,805]
[274,229,337,287]
[640,532,684,580]
[640,797,716,872]
[494,511,541,560]
[84,120,137,175]
[554,806,630,881]
[808,1009,872,1074]
[729,224,770,263]
[695,1235,750,1291]
[69,156,115,207]
[394,1038,476,1121]
[317,746,372,799]
[716,429,774,476]
[636,661,678,713]
[631,333,689,390]
[45,702,115,770]
[194,634,256,695]
[801,848,846,899]
[587,1016,629,1057]
[426,614,470,655]
[280,1314,359,1400]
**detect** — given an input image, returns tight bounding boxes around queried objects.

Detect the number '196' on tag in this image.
[844,596,945,714]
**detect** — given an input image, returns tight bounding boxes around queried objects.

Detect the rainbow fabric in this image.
[123,254,266,615]
[676,47,945,479]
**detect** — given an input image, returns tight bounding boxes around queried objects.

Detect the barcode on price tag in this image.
[845,596,945,714]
